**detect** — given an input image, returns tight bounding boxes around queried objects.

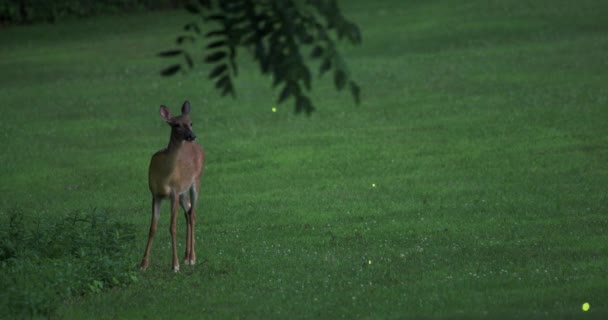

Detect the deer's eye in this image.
[190,122,193,127]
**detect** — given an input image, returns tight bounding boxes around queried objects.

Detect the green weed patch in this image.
[0,209,138,318]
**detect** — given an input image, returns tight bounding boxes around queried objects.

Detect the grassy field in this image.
[1,0,608,318]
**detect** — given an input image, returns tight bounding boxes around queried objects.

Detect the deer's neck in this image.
[166,132,185,153]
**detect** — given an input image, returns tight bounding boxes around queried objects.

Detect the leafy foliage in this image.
[160,0,362,114]
[0,209,139,318]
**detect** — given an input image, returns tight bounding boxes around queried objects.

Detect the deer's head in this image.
[160,101,196,142]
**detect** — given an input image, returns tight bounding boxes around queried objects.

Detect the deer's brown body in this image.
[148,141,203,198]
[141,101,205,272]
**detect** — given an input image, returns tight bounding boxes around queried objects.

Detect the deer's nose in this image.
[186,134,196,141]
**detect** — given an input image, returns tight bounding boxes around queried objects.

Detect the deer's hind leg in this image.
[141,196,161,270]
[169,193,180,272]
[185,183,199,265]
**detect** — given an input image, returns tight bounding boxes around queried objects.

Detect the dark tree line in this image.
[0,0,185,23]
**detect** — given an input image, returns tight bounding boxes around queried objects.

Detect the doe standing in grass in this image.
[140,101,205,272]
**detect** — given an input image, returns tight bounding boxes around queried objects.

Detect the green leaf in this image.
[243,33,258,46]
[215,75,231,89]
[297,28,314,44]
[184,23,200,34]
[229,46,238,76]
[184,53,194,68]
[209,64,228,79]
[176,35,195,44]
[295,94,314,114]
[222,1,247,13]
[205,51,227,63]
[185,4,200,14]
[347,22,362,44]
[278,84,293,103]
[319,58,331,76]
[206,30,226,38]
[157,49,182,57]
[349,81,361,104]
[272,71,286,88]
[206,40,227,49]
[221,82,235,97]
[207,14,226,22]
[160,64,181,76]
[334,69,346,91]
[198,0,212,10]
[310,46,324,59]
[301,66,311,90]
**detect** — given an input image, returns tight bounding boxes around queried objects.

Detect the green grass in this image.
[1,0,608,318]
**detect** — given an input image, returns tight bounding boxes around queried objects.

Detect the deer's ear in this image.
[181,100,191,115]
[160,105,172,122]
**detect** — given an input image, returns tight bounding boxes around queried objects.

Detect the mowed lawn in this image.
[1,0,607,318]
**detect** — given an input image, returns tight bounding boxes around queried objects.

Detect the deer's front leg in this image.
[170,194,180,272]
[179,194,192,265]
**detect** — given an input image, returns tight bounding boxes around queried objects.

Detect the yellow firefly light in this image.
[582,302,590,312]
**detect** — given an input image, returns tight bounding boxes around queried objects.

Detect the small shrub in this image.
[0,208,139,318]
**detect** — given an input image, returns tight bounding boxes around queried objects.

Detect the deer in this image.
[140,100,205,272]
